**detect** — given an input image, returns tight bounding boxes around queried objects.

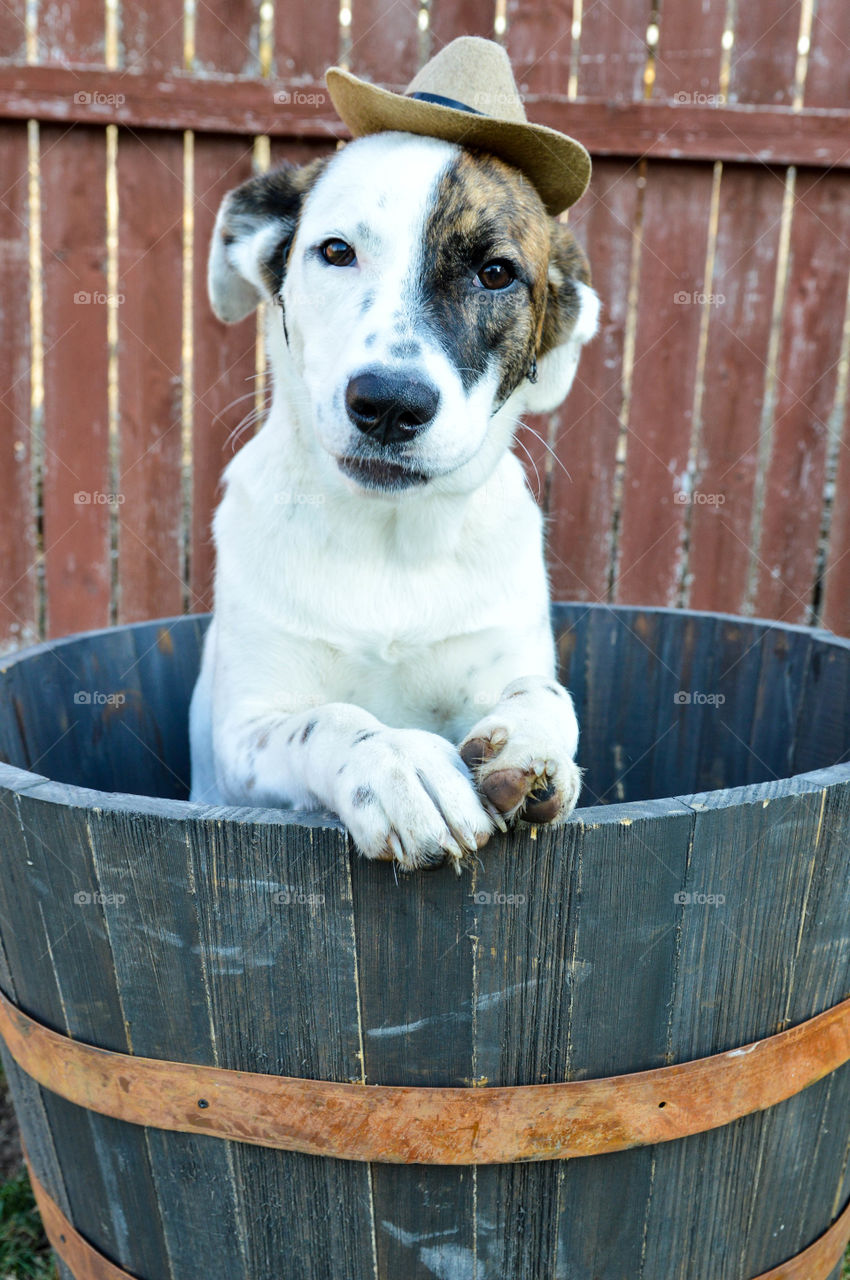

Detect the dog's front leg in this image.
[217,705,494,871]
[459,677,582,826]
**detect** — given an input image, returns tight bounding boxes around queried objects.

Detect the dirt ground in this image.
[0,1076,23,1180]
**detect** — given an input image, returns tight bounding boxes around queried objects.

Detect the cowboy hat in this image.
[325,36,591,216]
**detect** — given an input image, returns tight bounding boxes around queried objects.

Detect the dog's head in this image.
[209,132,598,496]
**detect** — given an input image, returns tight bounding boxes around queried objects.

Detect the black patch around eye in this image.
[420,155,543,404]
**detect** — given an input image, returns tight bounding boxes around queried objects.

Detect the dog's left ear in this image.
[208,158,328,323]
[523,222,599,412]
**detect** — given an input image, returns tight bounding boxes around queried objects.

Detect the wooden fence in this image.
[1,0,849,654]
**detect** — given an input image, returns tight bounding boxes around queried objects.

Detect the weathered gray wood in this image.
[641,774,850,1279]
[0,785,174,1275]
[185,812,375,1280]
[0,610,849,1280]
[353,850,476,1280]
[551,800,695,1279]
[84,802,250,1280]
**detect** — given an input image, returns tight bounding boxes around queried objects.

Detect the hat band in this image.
[407,91,484,116]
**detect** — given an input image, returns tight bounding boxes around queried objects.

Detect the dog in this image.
[189,105,598,870]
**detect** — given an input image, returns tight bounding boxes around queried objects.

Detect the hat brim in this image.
[325,67,591,217]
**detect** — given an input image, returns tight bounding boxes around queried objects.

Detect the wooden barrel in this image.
[0,604,848,1280]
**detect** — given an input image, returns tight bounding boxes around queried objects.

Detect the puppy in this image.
[189,131,598,870]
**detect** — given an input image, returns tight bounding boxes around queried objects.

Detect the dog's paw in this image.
[336,728,494,872]
[459,677,582,827]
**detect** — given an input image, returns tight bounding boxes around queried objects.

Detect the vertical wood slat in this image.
[751,171,850,624]
[642,776,850,1278]
[429,0,495,50]
[503,0,577,506]
[685,167,786,614]
[114,5,185,623]
[185,816,375,1280]
[353,860,476,1280]
[807,0,850,637]
[194,0,259,76]
[727,0,803,106]
[347,0,422,85]
[190,1,262,613]
[822,425,850,638]
[190,138,257,612]
[505,0,574,96]
[615,161,715,606]
[0,0,26,60]
[804,0,850,110]
[575,0,651,100]
[0,122,37,652]
[546,159,640,601]
[36,0,105,64]
[40,125,112,638]
[0,785,174,1278]
[652,0,727,101]
[273,0,340,81]
[115,131,185,623]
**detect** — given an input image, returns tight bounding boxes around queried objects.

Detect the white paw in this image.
[335,727,494,871]
[459,677,582,826]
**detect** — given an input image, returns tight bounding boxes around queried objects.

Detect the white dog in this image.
[189,129,598,870]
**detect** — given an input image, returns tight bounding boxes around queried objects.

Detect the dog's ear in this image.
[208,158,328,323]
[524,222,599,412]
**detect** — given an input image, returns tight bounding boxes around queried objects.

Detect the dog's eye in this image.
[320,238,356,267]
[475,259,516,291]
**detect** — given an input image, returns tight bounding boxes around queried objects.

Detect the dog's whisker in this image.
[512,434,543,502]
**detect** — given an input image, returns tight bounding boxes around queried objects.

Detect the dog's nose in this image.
[345,369,440,444]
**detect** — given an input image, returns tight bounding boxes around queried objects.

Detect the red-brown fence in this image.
[1,0,849,653]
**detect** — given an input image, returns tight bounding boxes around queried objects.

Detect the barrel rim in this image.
[1,605,848,826]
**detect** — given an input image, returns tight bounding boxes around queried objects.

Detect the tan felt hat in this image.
[325,36,591,216]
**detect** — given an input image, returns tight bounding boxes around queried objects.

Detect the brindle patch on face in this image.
[421,151,551,406]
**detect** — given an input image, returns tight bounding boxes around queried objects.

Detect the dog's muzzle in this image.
[345,368,440,445]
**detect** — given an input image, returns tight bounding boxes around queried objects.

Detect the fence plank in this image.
[576,0,650,100]
[38,0,105,64]
[505,0,574,96]
[429,0,495,50]
[115,130,185,622]
[685,167,785,614]
[751,170,850,624]
[727,0,802,107]
[805,0,850,110]
[347,0,421,86]
[546,159,640,602]
[615,161,714,606]
[805,0,850,637]
[113,2,186,622]
[273,0,339,82]
[190,0,261,613]
[652,0,726,102]
[190,137,257,612]
[0,123,37,652]
[40,126,112,637]
[822,427,850,638]
[0,0,27,61]
[195,0,258,76]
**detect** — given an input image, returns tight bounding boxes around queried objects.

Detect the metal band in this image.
[22,1144,850,1280]
[25,1150,139,1279]
[2,985,850,1165]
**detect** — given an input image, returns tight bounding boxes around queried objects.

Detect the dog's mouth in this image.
[337,455,429,492]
